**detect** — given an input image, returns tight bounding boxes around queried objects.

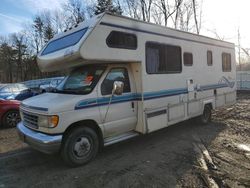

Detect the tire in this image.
[2,110,21,128]
[61,126,99,167]
[200,105,212,124]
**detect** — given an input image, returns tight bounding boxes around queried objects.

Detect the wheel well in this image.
[1,109,19,124]
[204,103,213,111]
[63,120,104,148]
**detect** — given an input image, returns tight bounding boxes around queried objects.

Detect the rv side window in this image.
[222,53,231,72]
[101,68,131,95]
[184,52,193,66]
[207,51,213,66]
[146,42,182,74]
[106,31,137,50]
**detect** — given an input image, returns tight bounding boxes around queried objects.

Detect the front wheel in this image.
[61,127,99,167]
[2,110,21,128]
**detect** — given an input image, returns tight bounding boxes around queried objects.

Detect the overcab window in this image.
[42,28,88,55]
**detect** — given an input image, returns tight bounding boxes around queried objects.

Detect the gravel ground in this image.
[0,92,249,188]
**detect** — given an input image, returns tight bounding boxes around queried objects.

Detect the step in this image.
[104,131,139,146]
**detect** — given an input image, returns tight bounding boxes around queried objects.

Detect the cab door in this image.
[98,66,137,138]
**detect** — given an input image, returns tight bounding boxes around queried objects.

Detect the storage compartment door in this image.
[146,109,167,133]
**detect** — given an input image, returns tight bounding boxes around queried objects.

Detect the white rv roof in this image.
[37,12,234,72]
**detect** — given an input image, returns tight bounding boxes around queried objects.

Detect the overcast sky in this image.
[0,0,249,48]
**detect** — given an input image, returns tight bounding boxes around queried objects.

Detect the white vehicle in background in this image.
[17,13,236,166]
[39,77,65,93]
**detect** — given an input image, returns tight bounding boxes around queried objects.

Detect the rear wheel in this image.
[61,126,99,167]
[200,105,212,124]
[2,110,21,128]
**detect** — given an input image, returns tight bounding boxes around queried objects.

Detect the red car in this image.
[0,99,21,127]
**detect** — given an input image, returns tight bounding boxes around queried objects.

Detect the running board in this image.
[104,131,139,146]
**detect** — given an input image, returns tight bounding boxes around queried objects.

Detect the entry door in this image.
[187,79,201,116]
[98,67,137,138]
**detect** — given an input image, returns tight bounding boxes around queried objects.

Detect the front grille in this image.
[22,111,38,129]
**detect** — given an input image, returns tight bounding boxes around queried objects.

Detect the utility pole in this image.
[238,28,242,89]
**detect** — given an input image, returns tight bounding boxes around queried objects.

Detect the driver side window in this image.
[101,68,131,96]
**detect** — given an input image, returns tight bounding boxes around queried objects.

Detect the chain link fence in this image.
[237,71,250,90]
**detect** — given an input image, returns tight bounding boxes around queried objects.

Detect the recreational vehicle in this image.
[17,13,236,166]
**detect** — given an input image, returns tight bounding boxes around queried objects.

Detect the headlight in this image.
[38,115,59,128]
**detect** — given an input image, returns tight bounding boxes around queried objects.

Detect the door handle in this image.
[131,101,135,109]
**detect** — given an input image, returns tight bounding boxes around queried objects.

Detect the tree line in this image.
[0,0,203,83]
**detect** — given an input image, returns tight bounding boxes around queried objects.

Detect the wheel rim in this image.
[6,112,20,127]
[73,136,92,157]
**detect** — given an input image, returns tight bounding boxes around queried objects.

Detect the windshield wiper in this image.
[48,87,89,95]
[54,88,87,95]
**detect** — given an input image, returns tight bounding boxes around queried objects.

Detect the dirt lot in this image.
[0,92,249,188]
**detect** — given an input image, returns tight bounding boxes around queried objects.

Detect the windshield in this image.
[56,66,106,95]
[0,84,6,90]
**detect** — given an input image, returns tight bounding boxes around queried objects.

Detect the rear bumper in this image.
[17,122,62,154]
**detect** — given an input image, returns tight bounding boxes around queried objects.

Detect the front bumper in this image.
[17,122,62,154]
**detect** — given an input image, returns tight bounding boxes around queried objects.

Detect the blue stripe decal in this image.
[74,82,234,110]
[143,88,188,100]
[100,22,234,50]
[75,93,139,110]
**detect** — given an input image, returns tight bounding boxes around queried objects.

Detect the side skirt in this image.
[104,131,139,146]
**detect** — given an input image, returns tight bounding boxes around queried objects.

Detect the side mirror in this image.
[112,81,124,95]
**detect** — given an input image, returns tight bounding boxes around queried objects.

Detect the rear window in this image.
[41,28,88,55]
[184,52,193,66]
[207,50,213,66]
[222,53,231,72]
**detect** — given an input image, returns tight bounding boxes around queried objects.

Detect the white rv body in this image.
[17,13,236,165]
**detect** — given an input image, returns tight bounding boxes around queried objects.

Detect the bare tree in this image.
[62,0,85,28]
[153,0,178,26]
[33,15,44,51]
[123,0,141,19]
[94,0,123,15]
[178,0,193,31]
[192,0,203,34]
[174,0,183,28]
[42,12,56,43]
[0,41,16,82]
[51,10,66,33]
[139,0,153,22]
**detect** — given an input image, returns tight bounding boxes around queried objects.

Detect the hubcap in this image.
[6,112,20,127]
[73,137,91,157]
